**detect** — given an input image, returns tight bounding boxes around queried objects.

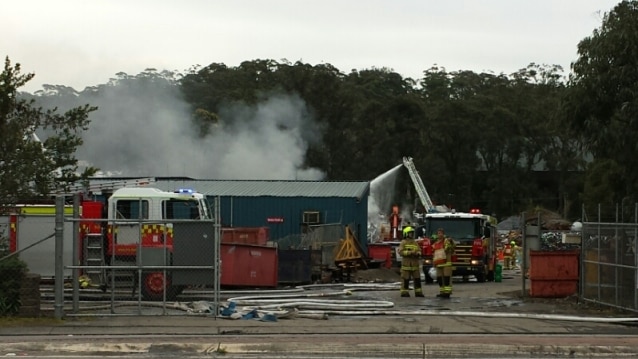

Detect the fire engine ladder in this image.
[402,157,436,213]
[83,233,106,286]
[69,177,156,195]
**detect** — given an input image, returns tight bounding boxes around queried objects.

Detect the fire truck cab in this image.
[108,187,211,222]
[418,210,497,283]
[82,186,213,300]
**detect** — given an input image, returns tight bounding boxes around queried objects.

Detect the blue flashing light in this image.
[176,188,195,194]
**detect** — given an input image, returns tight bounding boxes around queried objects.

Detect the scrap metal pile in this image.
[540,232,580,251]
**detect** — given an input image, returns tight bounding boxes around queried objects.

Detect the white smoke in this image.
[75,83,324,180]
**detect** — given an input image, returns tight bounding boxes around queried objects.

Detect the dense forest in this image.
[5,1,638,222]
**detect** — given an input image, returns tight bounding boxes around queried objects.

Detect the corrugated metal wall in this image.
[211,195,368,251]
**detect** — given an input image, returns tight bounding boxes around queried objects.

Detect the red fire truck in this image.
[418,210,497,283]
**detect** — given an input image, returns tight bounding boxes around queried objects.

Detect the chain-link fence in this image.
[581,203,638,312]
[0,195,230,317]
[67,195,223,316]
[0,216,8,255]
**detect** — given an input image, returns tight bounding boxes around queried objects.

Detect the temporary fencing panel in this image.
[3,211,74,278]
[172,222,216,286]
[0,216,9,252]
[305,223,345,268]
[580,203,638,313]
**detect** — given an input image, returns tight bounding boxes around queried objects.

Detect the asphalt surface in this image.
[1,269,638,358]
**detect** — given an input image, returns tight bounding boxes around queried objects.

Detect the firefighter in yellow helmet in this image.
[510,240,519,269]
[398,225,424,297]
[432,228,455,298]
[503,240,513,270]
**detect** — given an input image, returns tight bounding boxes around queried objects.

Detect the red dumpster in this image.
[220,243,278,287]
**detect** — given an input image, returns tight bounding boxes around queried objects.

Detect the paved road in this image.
[1,270,637,357]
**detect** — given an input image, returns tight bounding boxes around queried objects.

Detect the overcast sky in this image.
[5,0,620,93]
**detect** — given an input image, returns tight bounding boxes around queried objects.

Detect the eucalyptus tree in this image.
[567,0,638,208]
[517,64,584,218]
[0,57,97,210]
[330,68,422,182]
[268,61,347,177]
[418,67,486,211]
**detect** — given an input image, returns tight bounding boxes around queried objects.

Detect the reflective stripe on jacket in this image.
[399,239,421,271]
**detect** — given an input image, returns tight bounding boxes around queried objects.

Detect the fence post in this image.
[72,193,80,313]
[54,195,65,319]
[521,211,526,296]
[214,196,221,319]
[635,203,638,311]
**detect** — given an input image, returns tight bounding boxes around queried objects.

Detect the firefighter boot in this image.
[414,278,424,297]
[440,276,452,299]
[436,276,444,297]
[400,279,410,297]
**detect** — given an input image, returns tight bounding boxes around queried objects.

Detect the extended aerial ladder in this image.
[402,157,437,216]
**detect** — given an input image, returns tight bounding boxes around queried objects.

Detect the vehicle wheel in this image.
[141,272,181,301]
[475,270,487,283]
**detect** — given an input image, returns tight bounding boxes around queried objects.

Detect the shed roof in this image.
[157,180,370,199]
[89,178,370,199]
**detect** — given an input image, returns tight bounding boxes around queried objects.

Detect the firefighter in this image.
[398,225,424,297]
[432,228,455,298]
[503,240,513,270]
[511,240,520,269]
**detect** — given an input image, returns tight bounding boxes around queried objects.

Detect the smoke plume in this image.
[71,81,324,180]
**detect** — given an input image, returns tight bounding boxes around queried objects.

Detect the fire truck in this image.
[417,210,497,282]
[6,178,280,301]
[5,178,217,301]
[401,157,497,282]
[79,184,214,300]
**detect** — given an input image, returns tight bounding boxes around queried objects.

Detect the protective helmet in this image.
[511,241,516,245]
[402,226,414,238]
[428,266,437,280]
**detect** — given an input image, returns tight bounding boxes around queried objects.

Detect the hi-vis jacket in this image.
[433,237,455,267]
[399,239,421,271]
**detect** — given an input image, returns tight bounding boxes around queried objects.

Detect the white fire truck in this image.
[6,179,216,301]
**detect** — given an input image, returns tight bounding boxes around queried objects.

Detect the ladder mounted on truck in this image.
[65,177,156,195]
[402,157,436,214]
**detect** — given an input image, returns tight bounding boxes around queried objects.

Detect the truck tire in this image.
[475,268,487,283]
[141,272,182,301]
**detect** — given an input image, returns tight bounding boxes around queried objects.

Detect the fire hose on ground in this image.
[50,282,638,324]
